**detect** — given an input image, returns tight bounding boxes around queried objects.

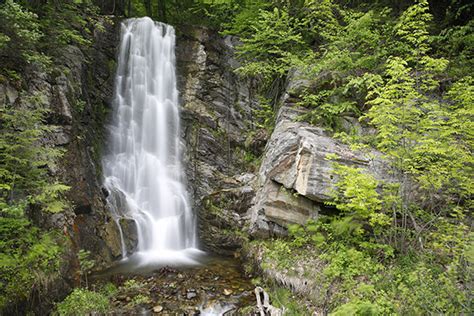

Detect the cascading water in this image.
[102,17,202,267]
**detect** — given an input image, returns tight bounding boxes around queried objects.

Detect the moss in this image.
[233,146,262,172]
[210,125,227,142]
[107,59,116,74]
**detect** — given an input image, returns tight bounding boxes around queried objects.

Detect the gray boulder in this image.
[249,93,392,237]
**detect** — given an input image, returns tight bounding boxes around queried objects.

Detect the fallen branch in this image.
[255,287,285,316]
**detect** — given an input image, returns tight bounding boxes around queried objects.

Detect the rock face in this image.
[175,27,260,253]
[0,23,261,260]
[0,18,123,263]
[0,16,124,315]
[249,90,392,237]
[199,177,255,255]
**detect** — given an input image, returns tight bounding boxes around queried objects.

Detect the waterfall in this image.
[103,17,201,267]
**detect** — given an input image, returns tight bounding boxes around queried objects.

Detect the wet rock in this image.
[186,292,197,300]
[120,218,138,254]
[102,219,123,258]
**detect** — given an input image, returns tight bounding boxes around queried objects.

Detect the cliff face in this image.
[174,27,393,252]
[0,17,120,263]
[0,16,120,313]
[176,27,260,254]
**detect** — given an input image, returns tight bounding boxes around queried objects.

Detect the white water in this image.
[103,17,201,267]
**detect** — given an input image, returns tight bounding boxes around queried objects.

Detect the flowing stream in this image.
[103,17,202,268]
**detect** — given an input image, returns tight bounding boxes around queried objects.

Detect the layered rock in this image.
[249,88,392,237]
[175,27,260,253]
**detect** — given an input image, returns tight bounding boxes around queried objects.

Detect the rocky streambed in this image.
[94,256,256,315]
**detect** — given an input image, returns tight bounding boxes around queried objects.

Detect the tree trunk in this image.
[157,0,166,22]
[144,0,152,17]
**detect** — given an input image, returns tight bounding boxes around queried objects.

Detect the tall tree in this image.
[144,0,152,16]
[157,0,166,22]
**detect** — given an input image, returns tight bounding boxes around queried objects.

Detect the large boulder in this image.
[249,94,392,237]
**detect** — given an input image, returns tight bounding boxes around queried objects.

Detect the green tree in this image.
[236,7,308,84]
[0,0,51,71]
[0,96,68,211]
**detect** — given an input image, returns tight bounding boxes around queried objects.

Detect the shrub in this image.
[55,288,110,316]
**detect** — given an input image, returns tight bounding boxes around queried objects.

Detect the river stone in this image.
[153,305,163,313]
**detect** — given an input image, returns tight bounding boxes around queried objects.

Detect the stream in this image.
[97,256,255,315]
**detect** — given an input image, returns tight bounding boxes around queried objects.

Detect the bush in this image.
[55,288,110,316]
[0,209,64,310]
[0,0,51,70]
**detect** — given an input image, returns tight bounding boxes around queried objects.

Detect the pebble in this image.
[153,305,163,313]
[186,292,197,299]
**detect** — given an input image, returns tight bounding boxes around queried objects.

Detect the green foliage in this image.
[393,0,432,60]
[269,286,307,315]
[328,165,390,232]
[0,0,51,70]
[288,220,321,247]
[0,216,64,310]
[99,283,118,298]
[253,96,275,131]
[435,20,474,77]
[0,97,69,210]
[221,0,270,36]
[235,7,308,83]
[265,210,470,313]
[0,89,70,311]
[55,288,110,316]
[264,239,293,270]
[299,0,340,44]
[129,294,152,307]
[120,279,143,292]
[37,1,101,53]
[295,8,390,130]
[330,300,381,316]
[297,91,359,130]
[77,250,96,287]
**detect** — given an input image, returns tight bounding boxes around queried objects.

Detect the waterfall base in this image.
[111,248,205,273]
[94,256,255,315]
